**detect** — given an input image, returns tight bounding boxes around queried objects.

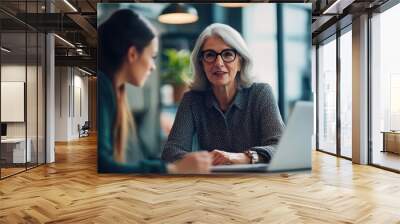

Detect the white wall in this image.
[71,72,89,138]
[55,66,69,141]
[54,67,89,141]
[1,63,46,163]
[1,64,26,81]
[1,65,38,138]
[1,65,26,144]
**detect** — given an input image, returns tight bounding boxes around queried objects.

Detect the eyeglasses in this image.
[200,49,237,63]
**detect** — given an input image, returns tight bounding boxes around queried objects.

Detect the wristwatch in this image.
[244,150,259,164]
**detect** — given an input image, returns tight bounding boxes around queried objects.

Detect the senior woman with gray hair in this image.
[161,23,284,165]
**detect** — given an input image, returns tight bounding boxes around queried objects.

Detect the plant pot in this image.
[173,84,189,103]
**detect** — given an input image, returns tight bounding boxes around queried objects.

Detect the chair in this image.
[78,121,90,138]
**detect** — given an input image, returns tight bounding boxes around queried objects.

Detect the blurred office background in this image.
[97,3,312,157]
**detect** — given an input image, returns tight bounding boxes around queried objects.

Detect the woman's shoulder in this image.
[245,83,277,109]
[247,82,274,96]
[98,71,116,114]
[181,89,207,103]
[175,90,210,113]
[98,72,114,95]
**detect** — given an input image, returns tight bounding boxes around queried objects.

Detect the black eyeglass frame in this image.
[199,48,238,63]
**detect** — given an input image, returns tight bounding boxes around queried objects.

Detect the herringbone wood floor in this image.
[1,135,400,224]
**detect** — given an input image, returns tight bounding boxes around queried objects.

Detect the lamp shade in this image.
[158,3,198,24]
[217,3,249,8]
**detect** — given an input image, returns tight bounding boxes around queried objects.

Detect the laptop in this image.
[211,101,314,173]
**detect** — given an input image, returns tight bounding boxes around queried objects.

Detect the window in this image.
[339,28,352,158]
[243,4,278,97]
[371,3,400,171]
[243,3,312,121]
[317,36,337,155]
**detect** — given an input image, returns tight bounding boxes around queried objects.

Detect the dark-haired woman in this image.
[98,9,211,174]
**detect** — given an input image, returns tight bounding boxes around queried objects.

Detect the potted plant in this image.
[161,48,192,103]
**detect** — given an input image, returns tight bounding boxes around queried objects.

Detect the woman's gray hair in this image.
[190,23,254,91]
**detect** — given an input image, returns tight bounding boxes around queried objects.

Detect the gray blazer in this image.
[161,83,285,163]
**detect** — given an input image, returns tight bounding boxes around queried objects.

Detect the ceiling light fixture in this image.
[322,0,354,15]
[217,3,249,8]
[78,67,92,76]
[54,34,75,48]
[63,0,78,12]
[1,47,11,53]
[158,3,198,24]
[76,48,84,55]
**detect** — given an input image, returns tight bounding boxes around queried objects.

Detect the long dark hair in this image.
[98,9,156,163]
[98,9,156,75]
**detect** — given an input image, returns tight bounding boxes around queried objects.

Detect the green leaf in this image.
[161,48,192,86]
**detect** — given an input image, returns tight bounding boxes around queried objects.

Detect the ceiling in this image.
[0,0,393,74]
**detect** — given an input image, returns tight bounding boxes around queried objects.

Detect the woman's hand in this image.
[209,150,251,165]
[167,151,211,174]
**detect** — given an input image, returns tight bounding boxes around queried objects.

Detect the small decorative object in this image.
[161,48,192,102]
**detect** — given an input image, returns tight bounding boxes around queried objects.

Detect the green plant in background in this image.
[161,49,192,86]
